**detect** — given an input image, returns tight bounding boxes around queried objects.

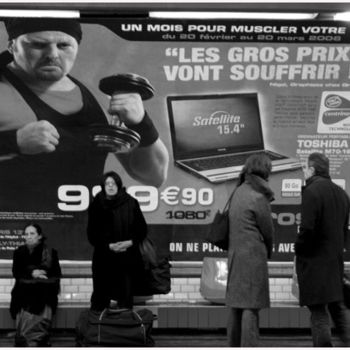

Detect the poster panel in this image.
[0,18,350,261]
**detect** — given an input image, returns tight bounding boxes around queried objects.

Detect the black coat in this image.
[295,175,350,306]
[87,189,148,307]
[10,242,61,319]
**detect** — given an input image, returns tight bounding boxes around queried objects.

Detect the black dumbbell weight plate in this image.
[99,73,155,100]
[89,124,140,153]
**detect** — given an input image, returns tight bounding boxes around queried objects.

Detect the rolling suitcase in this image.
[76,307,155,347]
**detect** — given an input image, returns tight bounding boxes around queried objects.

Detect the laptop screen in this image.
[167,93,264,160]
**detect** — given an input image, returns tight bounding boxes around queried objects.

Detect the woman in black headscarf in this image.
[87,171,148,311]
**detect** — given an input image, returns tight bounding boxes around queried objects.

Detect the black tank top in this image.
[0,67,108,211]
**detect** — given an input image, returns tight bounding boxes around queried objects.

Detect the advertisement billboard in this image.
[0,18,349,261]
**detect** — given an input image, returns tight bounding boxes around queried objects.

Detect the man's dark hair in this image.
[308,152,330,177]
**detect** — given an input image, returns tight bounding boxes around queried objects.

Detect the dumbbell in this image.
[90,73,155,153]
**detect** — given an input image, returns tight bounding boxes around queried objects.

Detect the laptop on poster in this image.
[167,93,301,183]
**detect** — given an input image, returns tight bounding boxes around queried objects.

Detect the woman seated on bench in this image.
[10,223,61,347]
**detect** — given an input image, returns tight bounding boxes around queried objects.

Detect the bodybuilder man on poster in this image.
[0,18,168,258]
[0,18,169,213]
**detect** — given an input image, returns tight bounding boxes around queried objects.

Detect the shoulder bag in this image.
[133,237,171,296]
[206,187,236,251]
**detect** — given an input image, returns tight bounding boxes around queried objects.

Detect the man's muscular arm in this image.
[109,92,169,187]
[118,138,169,187]
[0,120,59,156]
[0,89,169,187]
[16,120,60,154]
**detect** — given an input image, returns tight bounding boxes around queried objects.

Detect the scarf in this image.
[94,187,131,210]
[244,174,275,202]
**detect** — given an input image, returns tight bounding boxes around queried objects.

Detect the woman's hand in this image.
[109,240,133,253]
[32,269,48,279]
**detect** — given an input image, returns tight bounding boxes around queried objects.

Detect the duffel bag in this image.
[76,308,155,347]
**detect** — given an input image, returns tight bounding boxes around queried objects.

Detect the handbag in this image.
[206,187,236,251]
[139,237,158,269]
[133,238,171,296]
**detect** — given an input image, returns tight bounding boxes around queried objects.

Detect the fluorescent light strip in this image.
[149,11,318,20]
[334,12,350,21]
[0,10,80,18]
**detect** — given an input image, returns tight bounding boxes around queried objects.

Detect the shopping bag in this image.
[199,257,228,304]
[15,309,51,347]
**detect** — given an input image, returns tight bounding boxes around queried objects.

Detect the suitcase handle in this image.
[105,308,130,314]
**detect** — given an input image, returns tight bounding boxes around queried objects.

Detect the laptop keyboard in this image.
[182,151,287,171]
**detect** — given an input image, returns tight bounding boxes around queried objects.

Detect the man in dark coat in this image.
[295,152,350,346]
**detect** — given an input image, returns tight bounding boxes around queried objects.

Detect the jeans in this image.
[308,301,350,347]
[227,308,260,347]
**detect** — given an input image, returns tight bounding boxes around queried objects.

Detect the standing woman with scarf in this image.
[87,171,148,311]
[226,154,275,347]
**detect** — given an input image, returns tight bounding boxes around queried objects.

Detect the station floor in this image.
[0,329,345,347]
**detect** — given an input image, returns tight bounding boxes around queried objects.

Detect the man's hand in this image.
[17,120,60,155]
[108,93,144,126]
[32,269,48,279]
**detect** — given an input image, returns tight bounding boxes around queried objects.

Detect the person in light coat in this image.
[226,154,275,347]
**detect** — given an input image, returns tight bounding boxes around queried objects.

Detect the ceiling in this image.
[0,2,348,20]
[0,2,347,13]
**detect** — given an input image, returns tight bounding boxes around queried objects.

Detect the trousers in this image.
[227,307,260,347]
[308,301,350,347]
[91,267,133,311]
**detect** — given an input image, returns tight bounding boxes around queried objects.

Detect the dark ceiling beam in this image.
[0,2,348,14]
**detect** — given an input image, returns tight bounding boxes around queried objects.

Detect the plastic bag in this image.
[200,257,228,304]
[15,309,51,347]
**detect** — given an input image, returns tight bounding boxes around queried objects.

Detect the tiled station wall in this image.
[0,261,297,305]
